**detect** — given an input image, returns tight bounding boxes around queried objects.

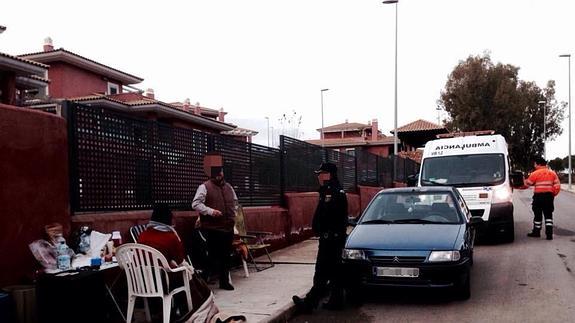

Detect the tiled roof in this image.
[222,127,258,137]
[306,136,395,148]
[169,102,220,116]
[0,51,49,69]
[67,94,235,131]
[399,150,423,164]
[317,122,370,133]
[19,48,143,84]
[393,119,446,133]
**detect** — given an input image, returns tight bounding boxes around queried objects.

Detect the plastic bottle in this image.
[56,236,71,270]
[78,226,91,254]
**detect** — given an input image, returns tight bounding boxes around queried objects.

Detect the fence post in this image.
[62,101,79,214]
[279,135,286,208]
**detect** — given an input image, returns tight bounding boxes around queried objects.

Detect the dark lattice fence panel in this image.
[325,149,357,193]
[249,144,282,206]
[357,150,379,186]
[378,156,394,188]
[70,105,156,211]
[404,157,420,180]
[67,102,281,212]
[281,136,324,192]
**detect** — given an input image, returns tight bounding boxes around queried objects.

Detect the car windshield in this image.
[420,154,505,187]
[360,192,462,225]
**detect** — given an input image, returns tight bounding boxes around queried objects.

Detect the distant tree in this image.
[439,53,566,171]
[278,110,304,139]
[562,156,575,174]
[549,157,565,172]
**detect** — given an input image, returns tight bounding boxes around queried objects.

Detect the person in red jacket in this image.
[139,204,186,267]
[524,157,561,240]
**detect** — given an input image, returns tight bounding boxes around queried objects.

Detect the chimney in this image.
[144,88,155,99]
[193,102,202,115]
[182,98,191,112]
[43,37,54,52]
[218,108,226,122]
[371,118,378,141]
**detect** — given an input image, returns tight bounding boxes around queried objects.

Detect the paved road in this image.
[291,189,575,323]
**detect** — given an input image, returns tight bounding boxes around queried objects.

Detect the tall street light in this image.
[265,116,270,147]
[560,54,572,190]
[383,0,399,157]
[320,89,329,147]
[538,100,547,160]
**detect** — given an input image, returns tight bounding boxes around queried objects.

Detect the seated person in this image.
[138,204,185,268]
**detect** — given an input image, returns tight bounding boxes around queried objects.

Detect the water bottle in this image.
[78,227,90,254]
[56,237,71,270]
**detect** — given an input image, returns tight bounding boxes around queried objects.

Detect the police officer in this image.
[292,162,348,312]
[525,157,561,240]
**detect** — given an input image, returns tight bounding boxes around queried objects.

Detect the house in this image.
[18,38,256,138]
[307,119,395,157]
[307,118,448,161]
[0,51,49,106]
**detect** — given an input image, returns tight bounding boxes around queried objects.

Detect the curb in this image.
[259,294,305,323]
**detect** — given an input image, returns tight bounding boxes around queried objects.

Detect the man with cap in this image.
[192,151,238,290]
[293,162,348,312]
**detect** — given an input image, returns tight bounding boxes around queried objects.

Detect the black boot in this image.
[323,290,343,311]
[546,227,553,240]
[292,295,314,314]
[527,229,541,238]
[219,278,234,290]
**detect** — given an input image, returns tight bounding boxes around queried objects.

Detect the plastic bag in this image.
[28,240,57,270]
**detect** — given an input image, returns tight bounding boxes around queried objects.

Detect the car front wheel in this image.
[454,270,471,300]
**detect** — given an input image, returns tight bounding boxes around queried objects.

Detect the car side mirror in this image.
[469,216,484,226]
[510,171,525,188]
[406,174,419,187]
[348,217,359,227]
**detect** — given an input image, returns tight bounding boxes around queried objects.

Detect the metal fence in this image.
[65,102,419,213]
[280,136,420,193]
[66,102,281,212]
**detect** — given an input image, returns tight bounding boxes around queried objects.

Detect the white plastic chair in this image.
[116,243,193,323]
[129,224,147,242]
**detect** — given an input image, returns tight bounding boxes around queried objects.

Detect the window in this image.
[421,154,505,187]
[360,192,463,224]
[107,82,120,95]
[346,148,356,156]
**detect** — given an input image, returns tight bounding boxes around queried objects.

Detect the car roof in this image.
[379,186,458,194]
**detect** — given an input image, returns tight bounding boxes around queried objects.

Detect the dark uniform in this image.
[293,162,348,312]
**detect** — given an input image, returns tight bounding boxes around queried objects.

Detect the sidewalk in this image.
[561,183,575,194]
[212,239,318,322]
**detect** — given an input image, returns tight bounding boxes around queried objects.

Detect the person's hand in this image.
[212,209,223,217]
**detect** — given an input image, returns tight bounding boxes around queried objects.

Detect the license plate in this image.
[374,267,420,278]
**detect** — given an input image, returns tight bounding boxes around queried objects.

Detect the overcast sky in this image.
[1,0,573,159]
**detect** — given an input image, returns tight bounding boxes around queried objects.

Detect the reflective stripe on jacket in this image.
[525,166,561,195]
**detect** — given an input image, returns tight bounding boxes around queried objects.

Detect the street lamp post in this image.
[560,54,572,190]
[320,89,329,147]
[383,0,399,157]
[538,100,547,160]
[265,116,270,147]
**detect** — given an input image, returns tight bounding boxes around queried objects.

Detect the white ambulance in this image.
[418,131,515,242]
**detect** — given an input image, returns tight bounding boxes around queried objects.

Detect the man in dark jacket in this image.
[293,162,348,312]
[192,152,238,290]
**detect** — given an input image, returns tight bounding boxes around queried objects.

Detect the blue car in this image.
[343,187,482,300]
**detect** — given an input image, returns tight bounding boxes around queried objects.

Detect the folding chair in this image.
[235,205,274,272]
[116,243,193,323]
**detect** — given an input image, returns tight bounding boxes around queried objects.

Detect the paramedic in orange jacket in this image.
[524,157,561,240]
